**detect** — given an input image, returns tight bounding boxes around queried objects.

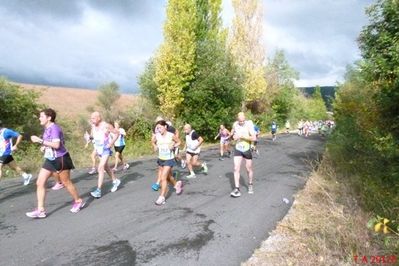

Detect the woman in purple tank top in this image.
[26,108,85,219]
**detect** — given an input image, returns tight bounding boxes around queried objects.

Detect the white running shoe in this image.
[22,173,32,186]
[186,173,197,179]
[110,179,121,192]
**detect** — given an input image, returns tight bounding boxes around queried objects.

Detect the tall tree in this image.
[154,0,197,118]
[182,0,243,137]
[229,0,267,109]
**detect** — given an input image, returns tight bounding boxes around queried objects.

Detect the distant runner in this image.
[112,121,129,172]
[251,124,260,157]
[84,130,98,175]
[183,124,207,179]
[271,121,277,141]
[214,125,231,161]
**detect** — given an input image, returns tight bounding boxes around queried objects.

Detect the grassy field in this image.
[17,82,139,119]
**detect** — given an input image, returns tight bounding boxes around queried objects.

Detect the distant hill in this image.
[298,86,336,110]
[16,83,139,119]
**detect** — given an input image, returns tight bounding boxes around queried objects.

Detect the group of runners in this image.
[1,109,261,218]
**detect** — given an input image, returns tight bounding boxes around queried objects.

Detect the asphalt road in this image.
[0,134,324,266]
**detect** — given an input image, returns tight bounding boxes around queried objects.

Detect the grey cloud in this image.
[263,0,373,85]
[0,0,166,93]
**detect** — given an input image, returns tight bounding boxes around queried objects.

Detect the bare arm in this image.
[12,135,23,151]
[172,134,181,148]
[151,133,158,152]
[107,124,119,148]
[31,135,61,149]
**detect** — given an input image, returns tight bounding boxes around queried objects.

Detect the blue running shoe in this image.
[90,188,102,198]
[151,183,160,191]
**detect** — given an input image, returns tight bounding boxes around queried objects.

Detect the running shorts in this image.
[114,145,125,153]
[42,153,75,173]
[157,158,176,167]
[0,155,14,165]
[234,148,252,160]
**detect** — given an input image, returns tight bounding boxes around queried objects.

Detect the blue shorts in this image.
[96,148,112,157]
[157,159,176,167]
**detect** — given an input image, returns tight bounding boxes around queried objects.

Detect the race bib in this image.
[236,141,250,152]
[44,147,56,160]
[159,144,172,160]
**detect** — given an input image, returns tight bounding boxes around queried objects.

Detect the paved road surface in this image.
[0,134,324,265]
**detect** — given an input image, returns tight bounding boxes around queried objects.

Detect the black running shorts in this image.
[0,155,14,165]
[42,153,75,173]
[114,145,125,153]
[234,149,252,160]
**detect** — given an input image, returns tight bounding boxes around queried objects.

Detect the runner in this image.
[285,120,291,134]
[152,120,182,205]
[26,108,85,218]
[84,130,98,175]
[230,112,256,197]
[271,121,277,141]
[297,119,304,136]
[251,124,260,156]
[183,124,207,179]
[214,125,231,161]
[303,120,311,137]
[112,121,129,172]
[151,118,182,191]
[0,125,32,185]
[89,112,121,198]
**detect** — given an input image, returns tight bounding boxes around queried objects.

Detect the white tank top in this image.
[186,130,200,154]
[233,120,253,152]
[92,121,110,154]
[156,131,175,160]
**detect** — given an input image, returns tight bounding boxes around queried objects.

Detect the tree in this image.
[229,0,267,109]
[264,50,299,114]
[154,0,197,118]
[358,0,399,139]
[96,81,120,121]
[180,0,243,138]
[138,58,159,107]
[0,77,43,134]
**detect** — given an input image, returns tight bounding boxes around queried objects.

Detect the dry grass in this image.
[243,155,381,266]
[16,82,139,119]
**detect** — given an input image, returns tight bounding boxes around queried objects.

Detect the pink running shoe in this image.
[174,180,183,195]
[70,201,86,213]
[26,209,47,218]
[51,182,64,191]
[155,196,166,205]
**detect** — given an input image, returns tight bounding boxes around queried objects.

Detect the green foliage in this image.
[96,81,121,121]
[138,58,159,107]
[179,0,243,139]
[154,0,197,118]
[0,77,43,135]
[182,42,244,138]
[126,116,153,140]
[271,86,296,124]
[329,0,399,239]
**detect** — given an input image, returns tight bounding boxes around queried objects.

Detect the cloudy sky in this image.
[0,0,373,93]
